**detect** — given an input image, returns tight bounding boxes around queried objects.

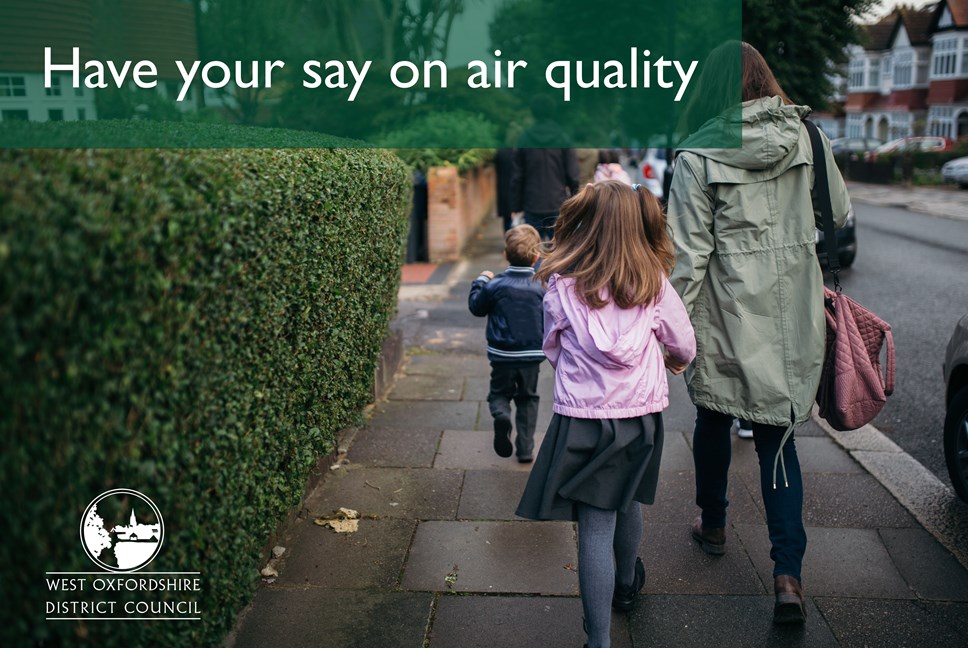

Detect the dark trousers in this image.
[488,362,540,458]
[693,407,806,581]
[524,211,558,241]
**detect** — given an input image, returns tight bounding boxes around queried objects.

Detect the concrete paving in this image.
[228,217,968,647]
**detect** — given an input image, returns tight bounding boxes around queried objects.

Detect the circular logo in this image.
[80,489,164,572]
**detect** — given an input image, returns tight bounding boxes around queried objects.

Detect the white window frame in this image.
[0,75,27,97]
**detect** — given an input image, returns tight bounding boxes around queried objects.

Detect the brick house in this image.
[845,1,968,142]
[0,0,199,123]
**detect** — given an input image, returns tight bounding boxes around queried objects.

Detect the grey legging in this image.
[577,502,644,648]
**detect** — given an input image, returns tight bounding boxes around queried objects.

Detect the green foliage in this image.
[0,119,363,148]
[380,111,497,172]
[0,145,411,646]
[742,0,876,110]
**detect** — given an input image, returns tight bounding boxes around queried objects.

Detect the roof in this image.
[898,6,936,45]
[861,14,899,51]
[934,0,968,30]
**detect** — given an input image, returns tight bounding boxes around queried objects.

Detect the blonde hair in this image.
[536,181,674,309]
[504,224,541,267]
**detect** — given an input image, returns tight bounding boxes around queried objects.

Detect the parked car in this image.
[830,137,883,155]
[635,148,669,199]
[866,136,952,160]
[941,156,968,188]
[944,312,968,502]
[816,208,857,268]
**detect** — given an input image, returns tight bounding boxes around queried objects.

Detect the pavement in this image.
[847,181,968,221]
[228,217,968,648]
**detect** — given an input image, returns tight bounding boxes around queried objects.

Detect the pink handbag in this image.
[816,287,895,430]
[805,120,896,431]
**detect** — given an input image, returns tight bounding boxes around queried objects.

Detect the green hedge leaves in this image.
[0,146,411,645]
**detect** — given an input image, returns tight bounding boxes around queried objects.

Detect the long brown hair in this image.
[682,41,791,133]
[536,181,675,310]
[741,42,791,103]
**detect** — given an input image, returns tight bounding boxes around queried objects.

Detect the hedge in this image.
[0,144,412,645]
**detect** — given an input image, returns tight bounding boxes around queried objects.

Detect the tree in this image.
[743,0,876,109]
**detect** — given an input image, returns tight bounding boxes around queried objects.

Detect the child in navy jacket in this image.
[468,224,545,461]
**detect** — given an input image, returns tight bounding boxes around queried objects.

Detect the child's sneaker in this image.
[732,418,754,439]
[493,416,513,457]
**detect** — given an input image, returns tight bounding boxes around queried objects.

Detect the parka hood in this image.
[679,97,812,173]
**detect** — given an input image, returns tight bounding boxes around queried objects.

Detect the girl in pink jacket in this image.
[517,181,695,648]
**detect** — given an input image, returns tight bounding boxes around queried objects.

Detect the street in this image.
[831,202,968,483]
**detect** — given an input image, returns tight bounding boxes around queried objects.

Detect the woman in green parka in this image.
[667,42,850,624]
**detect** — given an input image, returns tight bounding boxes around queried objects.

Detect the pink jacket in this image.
[543,274,696,418]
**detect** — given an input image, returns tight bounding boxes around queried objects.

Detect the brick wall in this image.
[426,164,496,262]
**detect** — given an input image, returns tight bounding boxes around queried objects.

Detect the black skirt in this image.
[516,412,664,521]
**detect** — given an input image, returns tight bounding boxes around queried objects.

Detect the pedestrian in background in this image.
[517,181,696,648]
[593,150,633,185]
[667,41,850,624]
[511,95,580,240]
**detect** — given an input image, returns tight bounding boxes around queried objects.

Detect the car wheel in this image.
[838,251,856,268]
[944,386,968,502]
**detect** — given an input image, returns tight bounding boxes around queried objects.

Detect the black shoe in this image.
[493,416,513,457]
[612,557,645,611]
[517,452,533,463]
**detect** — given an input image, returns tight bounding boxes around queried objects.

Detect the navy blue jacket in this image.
[468,267,546,364]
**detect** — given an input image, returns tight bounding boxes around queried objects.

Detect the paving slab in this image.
[276,519,416,589]
[630,594,838,648]
[921,601,968,637]
[659,429,695,472]
[735,525,913,599]
[639,523,767,595]
[369,400,480,432]
[346,426,441,468]
[303,467,463,520]
[434,429,546,471]
[814,597,968,648]
[878,527,968,601]
[401,520,579,594]
[429,595,633,648]
[730,436,864,475]
[406,353,491,377]
[800,473,917,528]
[415,325,485,353]
[457,470,530,520]
[232,589,431,648]
[645,470,764,525]
[461,376,491,402]
[388,374,464,401]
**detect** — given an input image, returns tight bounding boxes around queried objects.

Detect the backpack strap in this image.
[803,119,841,292]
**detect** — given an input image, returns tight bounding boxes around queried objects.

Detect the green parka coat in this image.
[668,96,851,428]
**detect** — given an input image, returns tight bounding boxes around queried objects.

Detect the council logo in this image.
[79,489,164,572]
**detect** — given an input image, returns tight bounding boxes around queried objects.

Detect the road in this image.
[833,203,968,482]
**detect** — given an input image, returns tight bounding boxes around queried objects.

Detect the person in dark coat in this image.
[511,96,580,240]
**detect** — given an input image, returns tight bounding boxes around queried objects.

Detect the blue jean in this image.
[524,211,558,241]
[692,407,806,581]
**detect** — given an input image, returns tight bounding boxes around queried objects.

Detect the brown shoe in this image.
[773,575,806,624]
[690,517,726,555]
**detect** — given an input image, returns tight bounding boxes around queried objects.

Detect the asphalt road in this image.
[832,203,968,482]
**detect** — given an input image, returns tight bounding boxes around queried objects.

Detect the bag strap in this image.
[884,329,896,396]
[803,119,841,292]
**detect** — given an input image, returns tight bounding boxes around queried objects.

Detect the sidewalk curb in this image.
[813,412,968,571]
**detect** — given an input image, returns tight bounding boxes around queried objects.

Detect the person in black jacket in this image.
[468,225,546,462]
[511,96,580,240]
